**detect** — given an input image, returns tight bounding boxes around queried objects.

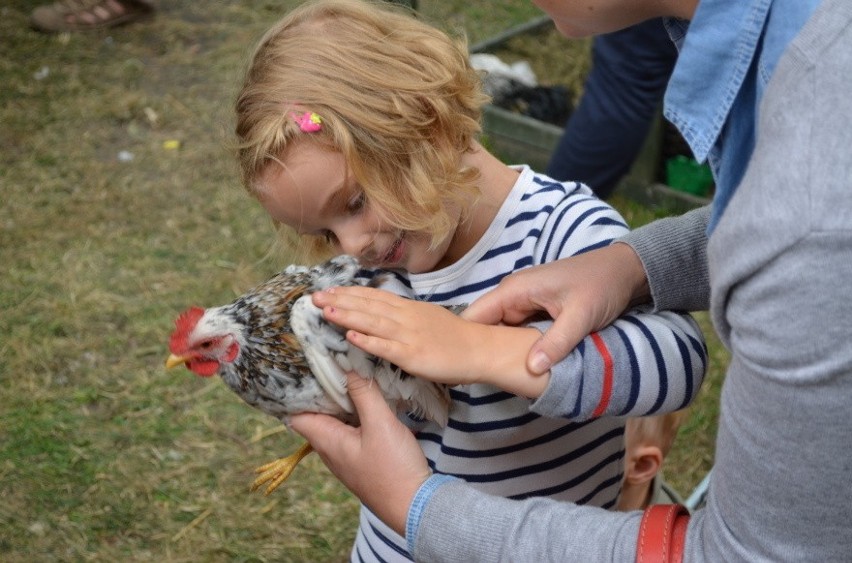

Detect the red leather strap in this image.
[636,504,690,563]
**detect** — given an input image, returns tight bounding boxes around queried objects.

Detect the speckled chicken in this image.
[165,255,450,494]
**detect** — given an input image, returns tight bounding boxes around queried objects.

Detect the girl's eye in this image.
[346,191,365,214]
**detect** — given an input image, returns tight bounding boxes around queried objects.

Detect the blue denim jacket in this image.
[663,0,820,233]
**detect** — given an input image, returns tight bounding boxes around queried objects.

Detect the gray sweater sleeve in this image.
[413,480,641,562]
[619,205,711,313]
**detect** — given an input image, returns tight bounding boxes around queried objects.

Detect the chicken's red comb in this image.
[169,306,205,353]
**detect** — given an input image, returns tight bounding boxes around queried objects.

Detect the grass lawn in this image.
[1,1,725,560]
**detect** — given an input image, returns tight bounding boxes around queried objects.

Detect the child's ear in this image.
[624,445,663,486]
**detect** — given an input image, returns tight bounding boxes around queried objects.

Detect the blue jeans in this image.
[546,19,678,199]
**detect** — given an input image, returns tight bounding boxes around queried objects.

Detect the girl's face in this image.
[257,140,458,274]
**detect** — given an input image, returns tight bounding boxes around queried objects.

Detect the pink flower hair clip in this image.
[291,111,323,133]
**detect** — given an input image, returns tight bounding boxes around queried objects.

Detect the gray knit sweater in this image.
[411,1,852,560]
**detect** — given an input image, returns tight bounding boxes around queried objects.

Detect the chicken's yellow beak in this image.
[165,353,190,369]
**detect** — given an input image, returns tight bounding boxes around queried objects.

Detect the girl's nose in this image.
[335,227,372,258]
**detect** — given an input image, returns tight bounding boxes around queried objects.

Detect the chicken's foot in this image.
[251,442,314,495]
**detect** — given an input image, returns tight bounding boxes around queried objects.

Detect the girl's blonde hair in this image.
[234,0,489,257]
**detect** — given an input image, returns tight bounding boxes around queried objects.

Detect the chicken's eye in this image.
[200,340,214,349]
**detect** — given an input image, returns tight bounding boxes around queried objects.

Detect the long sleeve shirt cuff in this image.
[406,473,459,554]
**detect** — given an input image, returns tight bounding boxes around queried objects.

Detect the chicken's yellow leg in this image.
[250,442,314,495]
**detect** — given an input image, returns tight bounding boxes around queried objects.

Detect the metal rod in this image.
[469,15,553,53]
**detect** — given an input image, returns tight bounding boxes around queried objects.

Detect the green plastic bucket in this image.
[665,155,714,197]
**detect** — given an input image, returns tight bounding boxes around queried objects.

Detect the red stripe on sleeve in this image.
[591,332,613,417]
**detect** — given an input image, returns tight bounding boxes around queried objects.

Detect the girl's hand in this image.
[312,286,546,395]
[289,372,430,536]
[313,286,485,385]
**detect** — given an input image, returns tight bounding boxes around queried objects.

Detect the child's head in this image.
[617,410,687,511]
[234,0,489,266]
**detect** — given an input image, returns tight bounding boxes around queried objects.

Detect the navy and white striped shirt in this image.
[353,167,707,561]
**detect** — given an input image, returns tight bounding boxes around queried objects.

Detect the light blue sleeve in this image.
[405,474,459,554]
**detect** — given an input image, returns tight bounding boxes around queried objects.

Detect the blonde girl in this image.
[234,1,706,560]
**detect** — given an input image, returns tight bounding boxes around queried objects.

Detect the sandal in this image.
[30,0,155,33]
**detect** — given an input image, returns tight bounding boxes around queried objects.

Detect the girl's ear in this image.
[624,445,663,486]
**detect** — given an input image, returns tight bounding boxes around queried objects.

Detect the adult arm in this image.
[462,205,711,374]
[411,477,640,562]
[620,204,710,313]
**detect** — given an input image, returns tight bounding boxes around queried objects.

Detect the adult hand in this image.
[289,372,431,536]
[461,242,650,374]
